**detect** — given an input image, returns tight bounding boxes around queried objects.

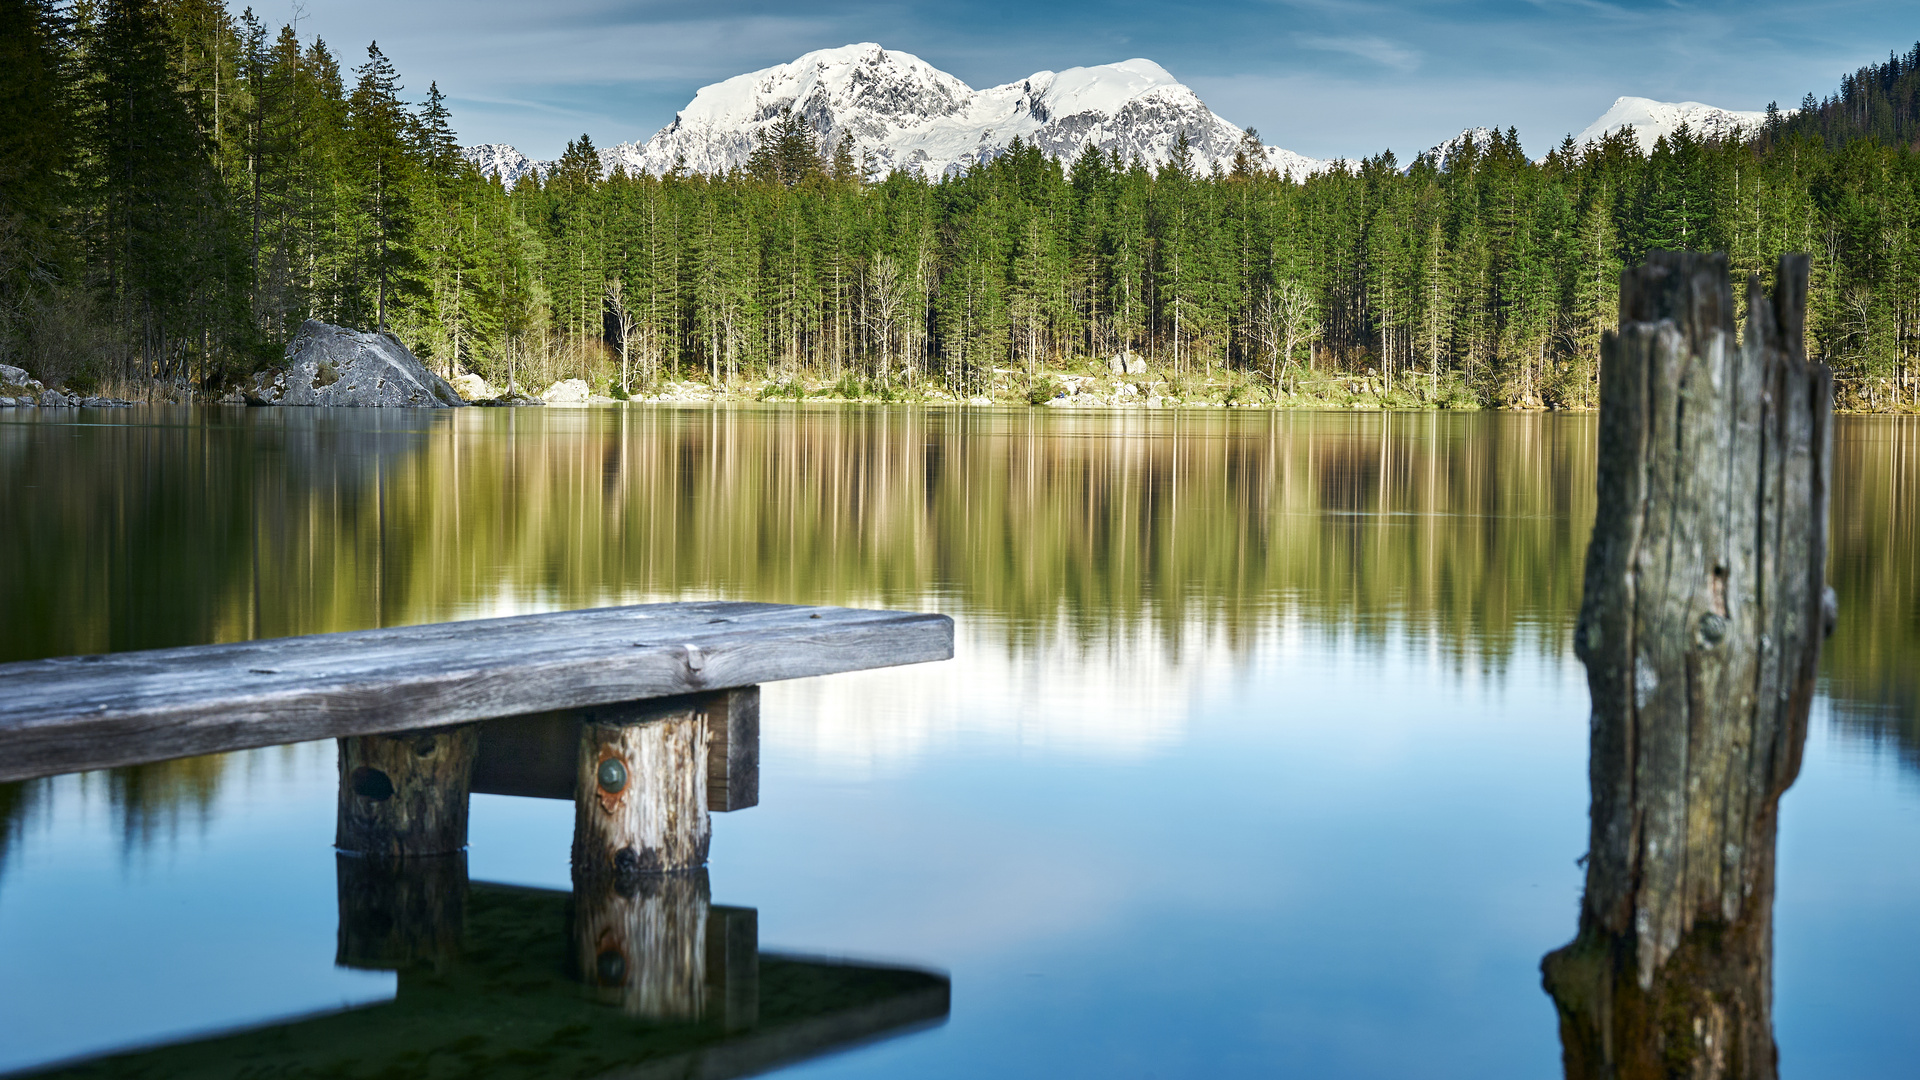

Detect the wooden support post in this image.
[335,724,479,857]
[1542,253,1834,1080]
[706,686,759,812]
[571,700,711,886]
[335,851,468,973]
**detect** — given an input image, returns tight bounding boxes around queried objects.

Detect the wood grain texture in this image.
[0,602,952,782]
[1542,253,1833,1080]
[572,699,711,881]
[335,724,478,857]
[706,686,759,813]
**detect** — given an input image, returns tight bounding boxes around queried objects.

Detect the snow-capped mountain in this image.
[462,44,1327,186]
[463,143,543,187]
[1574,97,1769,152]
[1423,127,1497,167]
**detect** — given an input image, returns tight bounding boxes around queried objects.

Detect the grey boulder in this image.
[246,320,465,408]
[1,363,45,397]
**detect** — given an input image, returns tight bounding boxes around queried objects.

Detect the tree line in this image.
[3,0,1918,408]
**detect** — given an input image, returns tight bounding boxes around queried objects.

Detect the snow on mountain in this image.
[1574,97,1769,152]
[1423,126,1497,167]
[461,143,543,187]
[465,44,1327,186]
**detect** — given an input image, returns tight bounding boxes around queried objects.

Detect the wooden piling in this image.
[335,724,478,858]
[1541,253,1834,1080]
[571,700,711,885]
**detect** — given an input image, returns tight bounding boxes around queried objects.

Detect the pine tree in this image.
[345,41,414,327]
[0,0,71,348]
[748,108,823,187]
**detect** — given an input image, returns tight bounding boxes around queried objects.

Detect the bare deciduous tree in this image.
[606,278,636,396]
[1251,277,1319,394]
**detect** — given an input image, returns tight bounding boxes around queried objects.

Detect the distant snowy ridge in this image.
[1424,127,1498,168]
[463,143,542,187]
[461,44,1328,186]
[1574,97,1770,153]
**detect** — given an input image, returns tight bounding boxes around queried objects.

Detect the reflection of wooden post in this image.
[335,851,468,972]
[572,701,710,886]
[573,869,710,1020]
[1542,254,1834,1080]
[336,724,479,857]
[706,903,759,1031]
[570,870,760,1025]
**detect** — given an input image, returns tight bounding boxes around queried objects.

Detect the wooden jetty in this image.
[0,600,955,1077]
[0,601,950,783]
[0,600,952,873]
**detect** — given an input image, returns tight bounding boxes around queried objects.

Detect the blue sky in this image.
[289,0,1918,161]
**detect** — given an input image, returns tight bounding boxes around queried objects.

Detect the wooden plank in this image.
[471,711,580,799]
[705,687,759,812]
[0,602,952,783]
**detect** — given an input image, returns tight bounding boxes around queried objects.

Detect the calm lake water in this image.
[1,405,1916,1077]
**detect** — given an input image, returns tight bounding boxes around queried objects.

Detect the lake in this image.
[1,405,1915,1078]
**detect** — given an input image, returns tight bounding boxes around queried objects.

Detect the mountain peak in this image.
[463,45,1327,185]
[1574,97,1769,152]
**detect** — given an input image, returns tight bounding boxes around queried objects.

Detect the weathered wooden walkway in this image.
[1,601,955,1075]
[0,601,952,783]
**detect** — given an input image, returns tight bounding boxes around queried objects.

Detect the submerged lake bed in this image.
[1,405,1915,1077]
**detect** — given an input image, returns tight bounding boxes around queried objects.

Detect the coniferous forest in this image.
[5,0,1920,408]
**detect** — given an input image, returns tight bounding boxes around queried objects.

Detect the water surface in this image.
[1,406,1915,1077]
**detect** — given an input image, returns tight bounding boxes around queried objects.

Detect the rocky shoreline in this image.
[0,364,135,409]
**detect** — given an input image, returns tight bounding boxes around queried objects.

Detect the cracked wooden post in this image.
[335,724,479,857]
[1541,252,1835,1080]
[571,698,712,887]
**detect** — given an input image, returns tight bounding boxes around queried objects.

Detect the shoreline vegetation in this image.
[4,5,1920,412]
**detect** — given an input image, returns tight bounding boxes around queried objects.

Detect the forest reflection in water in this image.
[0,404,1914,847]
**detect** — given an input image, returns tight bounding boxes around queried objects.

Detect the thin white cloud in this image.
[1294,33,1421,71]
